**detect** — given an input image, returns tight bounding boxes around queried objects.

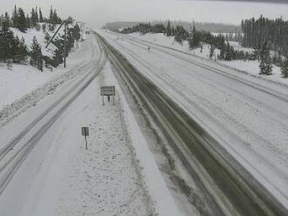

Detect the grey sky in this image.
[1,0,288,28]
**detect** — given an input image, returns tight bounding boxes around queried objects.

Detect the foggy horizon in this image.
[1,0,288,29]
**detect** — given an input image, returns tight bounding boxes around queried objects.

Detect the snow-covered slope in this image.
[127,32,288,85]
[0,26,73,110]
[11,26,59,57]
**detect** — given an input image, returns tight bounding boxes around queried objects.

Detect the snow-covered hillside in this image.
[11,26,59,57]
[0,25,80,110]
[127,32,288,85]
[0,27,86,115]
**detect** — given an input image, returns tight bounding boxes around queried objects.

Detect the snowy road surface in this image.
[1,26,288,216]
[97,30,288,215]
[0,33,183,216]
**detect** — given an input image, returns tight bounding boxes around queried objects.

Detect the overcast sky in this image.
[1,0,288,28]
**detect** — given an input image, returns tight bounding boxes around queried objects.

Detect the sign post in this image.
[81,127,89,150]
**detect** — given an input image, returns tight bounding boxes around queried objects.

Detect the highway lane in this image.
[99,30,288,202]
[96,32,288,216]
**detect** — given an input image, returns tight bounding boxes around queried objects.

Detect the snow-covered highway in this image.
[0,32,182,216]
[1,26,288,216]
[97,30,288,216]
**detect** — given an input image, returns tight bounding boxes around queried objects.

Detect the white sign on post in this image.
[101,86,115,105]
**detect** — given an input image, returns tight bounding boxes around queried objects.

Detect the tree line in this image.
[120,22,255,61]
[0,6,81,71]
[120,19,288,78]
[242,16,288,77]
[1,6,62,33]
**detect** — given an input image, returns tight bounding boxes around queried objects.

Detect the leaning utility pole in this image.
[46,20,68,68]
[63,22,67,68]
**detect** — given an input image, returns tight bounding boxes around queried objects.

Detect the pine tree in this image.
[44,32,50,43]
[49,7,53,24]
[39,8,44,22]
[35,6,39,23]
[42,23,47,33]
[259,41,273,75]
[12,5,18,27]
[17,7,26,32]
[166,20,172,36]
[31,8,37,27]
[25,14,31,28]
[188,26,200,49]
[0,28,16,61]
[209,45,215,59]
[17,37,28,62]
[30,36,43,71]
[3,12,10,30]
[281,59,288,78]
[73,24,81,41]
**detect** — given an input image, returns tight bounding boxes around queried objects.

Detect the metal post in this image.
[85,135,88,150]
[64,22,67,68]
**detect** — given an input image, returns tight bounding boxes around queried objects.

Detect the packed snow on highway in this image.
[97,29,288,213]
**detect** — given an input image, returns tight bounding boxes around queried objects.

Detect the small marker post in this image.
[81,127,89,150]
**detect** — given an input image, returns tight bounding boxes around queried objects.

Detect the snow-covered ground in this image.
[0,31,184,216]
[0,26,86,113]
[127,32,288,85]
[98,29,288,208]
[228,41,254,53]
[11,25,62,57]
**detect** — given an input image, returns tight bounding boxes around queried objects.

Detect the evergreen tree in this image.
[2,12,10,30]
[44,32,50,43]
[166,20,172,36]
[17,37,28,62]
[73,24,81,48]
[281,59,288,78]
[188,26,200,49]
[174,26,188,45]
[39,8,44,22]
[65,27,75,53]
[17,8,26,32]
[209,45,215,59]
[30,36,43,71]
[12,5,18,27]
[225,43,234,61]
[42,23,47,32]
[25,14,31,28]
[52,47,63,67]
[48,24,55,32]
[73,24,81,41]
[31,8,37,26]
[259,41,272,75]
[35,6,39,23]
[49,7,53,23]
[35,23,41,31]
[0,27,14,61]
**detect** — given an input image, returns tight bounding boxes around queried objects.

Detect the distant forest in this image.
[104,20,241,34]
